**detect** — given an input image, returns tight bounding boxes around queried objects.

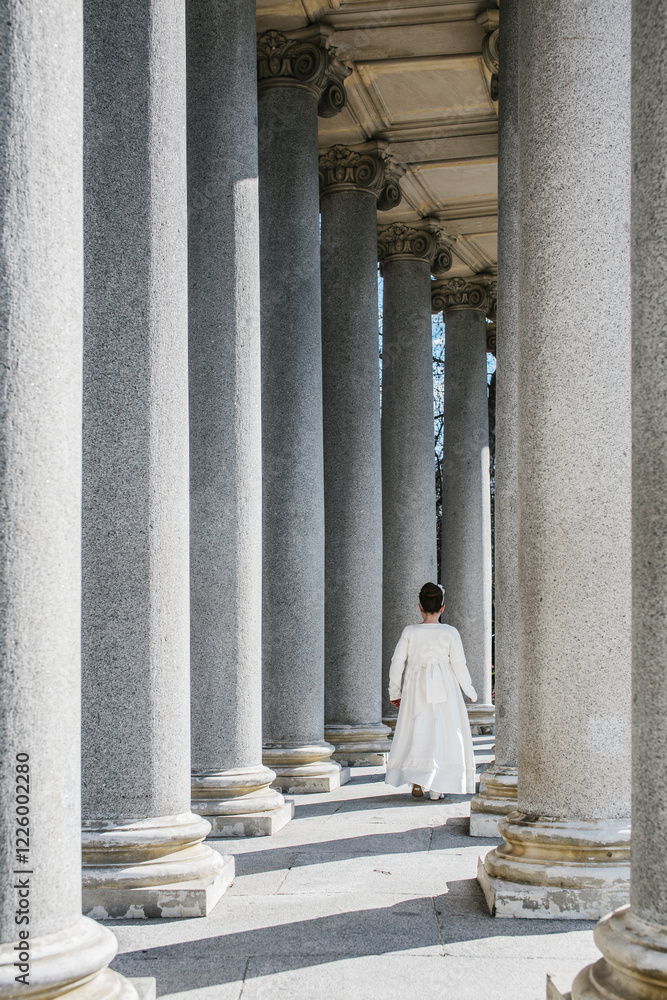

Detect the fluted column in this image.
[187,2,291,837]
[469,0,519,836]
[0,5,138,998]
[478,0,631,920]
[320,145,398,766]
[432,276,495,735]
[379,222,452,726]
[561,3,667,997]
[258,27,351,793]
[81,0,233,919]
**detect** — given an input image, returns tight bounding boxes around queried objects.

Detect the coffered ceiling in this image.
[257,0,499,278]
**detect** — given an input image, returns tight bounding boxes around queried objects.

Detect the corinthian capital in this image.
[319,144,404,209]
[431,274,496,314]
[377,221,453,276]
[257,26,351,117]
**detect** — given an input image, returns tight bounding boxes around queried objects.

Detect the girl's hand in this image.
[390,699,401,709]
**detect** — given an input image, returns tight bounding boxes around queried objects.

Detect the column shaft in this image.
[569,3,667,997]
[440,299,494,731]
[381,252,438,718]
[258,29,349,794]
[478,0,631,919]
[0,3,134,996]
[320,159,392,766]
[187,1,291,837]
[81,0,233,918]
[469,0,519,837]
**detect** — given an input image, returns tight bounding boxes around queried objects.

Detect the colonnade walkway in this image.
[108,746,599,1000]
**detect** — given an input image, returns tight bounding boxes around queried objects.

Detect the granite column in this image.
[432,277,495,734]
[320,145,398,766]
[258,27,351,793]
[187,1,291,837]
[379,222,452,726]
[469,0,520,836]
[565,2,667,995]
[0,4,137,995]
[478,0,631,919]
[81,0,233,918]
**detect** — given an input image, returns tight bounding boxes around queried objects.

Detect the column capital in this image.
[257,25,351,117]
[319,142,404,209]
[377,220,454,276]
[431,274,496,315]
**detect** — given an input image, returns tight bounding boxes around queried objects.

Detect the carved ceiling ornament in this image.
[377,222,453,275]
[431,275,496,314]
[476,9,499,103]
[319,145,404,209]
[257,29,351,118]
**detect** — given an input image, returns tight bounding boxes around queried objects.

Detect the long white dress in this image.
[385,623,478,794]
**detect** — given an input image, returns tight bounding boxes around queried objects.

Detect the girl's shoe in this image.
[429,791,445,800]
[411,784,424,798]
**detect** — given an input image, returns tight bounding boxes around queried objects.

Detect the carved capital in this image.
[257,28,351,117]
[476,9,499,102]
[319,144,404,208]
[377,221,453,275]
[431,275,496,314]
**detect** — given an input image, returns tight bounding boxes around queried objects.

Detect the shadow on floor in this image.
[214,826,501,877]
[110,892,593,994]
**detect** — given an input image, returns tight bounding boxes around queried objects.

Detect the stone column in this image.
[187,2,291,837]
[0,5,137,998]
[469,0,520,837]
[379,222,452,726]
[563,3,667,996]
[258,27,351,793]
[477,0,631,919]
[320,144,398,766]
[431,276,495,735]
[80,0,233,919]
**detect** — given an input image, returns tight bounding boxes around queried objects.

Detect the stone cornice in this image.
[377,221,453,275]
[319,144,404,209]
[257,26,351,117]
[431,275,496,314]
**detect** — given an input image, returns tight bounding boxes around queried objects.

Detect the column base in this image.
[324,723,393,767]
[382,714,398,736]
[477,811,630,920]
[263,742,350,794]
[192,764,294,838]
[82,811,234,919]
[0,916,139,1000]
[469,763,518,837]
[569,906,667,1000]
[467,702,495,733]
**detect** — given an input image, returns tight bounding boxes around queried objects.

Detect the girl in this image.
[385,582,478,800]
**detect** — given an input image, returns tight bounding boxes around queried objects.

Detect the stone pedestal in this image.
[258,27,350,794]
[478,0,631,919]
[469,0,519,837]
[379,222,451,716]
[81,0,232,918]
[432,277,495,733]
[0,5,138,998]
[563,3,667,995]
[320,144,395,767]
[187,1,290,837]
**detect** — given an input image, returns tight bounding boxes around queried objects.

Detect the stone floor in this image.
[110,742,599,1000]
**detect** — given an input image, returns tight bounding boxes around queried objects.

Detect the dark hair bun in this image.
[419,582,444,614]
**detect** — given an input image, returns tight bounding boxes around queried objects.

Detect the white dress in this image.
[385,623,478,795]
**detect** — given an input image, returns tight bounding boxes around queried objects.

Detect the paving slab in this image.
[108,767,600,1000]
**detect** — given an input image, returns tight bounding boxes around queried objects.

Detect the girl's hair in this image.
[419,582,445,614]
